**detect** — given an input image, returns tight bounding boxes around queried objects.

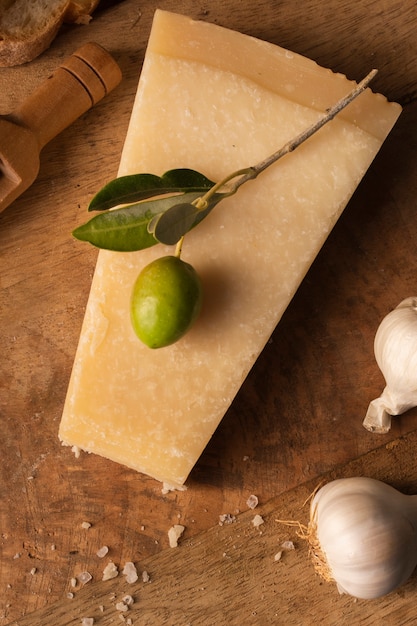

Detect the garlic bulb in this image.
[363,297,417,433]
[308,477,417,599]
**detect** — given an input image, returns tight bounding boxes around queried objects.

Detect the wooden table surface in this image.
[1,0,417,623]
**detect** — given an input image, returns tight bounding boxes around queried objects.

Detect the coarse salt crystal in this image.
[246,495,259,509]
[218,514,236,526]
[102,561,118,581]
[252,514,264,528]
[116,601,129,612]
[96,545,109,558]
[123,594,134,605]
[142,569,150,583]
[77,571,93,585]
[122,561,138,583]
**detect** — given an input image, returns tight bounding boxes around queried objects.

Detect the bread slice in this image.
[0,0,100,67]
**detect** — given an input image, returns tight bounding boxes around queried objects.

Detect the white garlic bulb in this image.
[308,477,417,599]
[363,297,417,433]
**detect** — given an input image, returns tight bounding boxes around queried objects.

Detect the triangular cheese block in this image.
[59,10,401,487]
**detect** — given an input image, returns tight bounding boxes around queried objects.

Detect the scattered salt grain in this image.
[275,540,296,562]
[246,495,259,509]
[116,601,129,612]
[72,445,81,458]
[168,524,185,547]
[70,577,77,588]
[30,567,37,575]
[81,521,92,529]
[67,592,74,599]
[81,619,94,626]
[123,594,134,606]
[218,513,236,526]
[142,569,150,583]
[252,514,264,528]
[122,561,138,584]
[77,571,93,585]
[102,561,118,581]
[96,545,109,558]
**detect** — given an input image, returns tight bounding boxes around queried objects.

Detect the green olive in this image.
[130,255,203,349]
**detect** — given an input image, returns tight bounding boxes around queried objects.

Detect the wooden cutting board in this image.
[1,0,417,623]
[10,432,417,625]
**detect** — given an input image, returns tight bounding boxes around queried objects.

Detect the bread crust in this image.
[64,0,100,24]
[0,0,100,67]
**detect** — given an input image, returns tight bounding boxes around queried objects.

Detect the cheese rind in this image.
[59,10,401,487]
[145,10,396,141]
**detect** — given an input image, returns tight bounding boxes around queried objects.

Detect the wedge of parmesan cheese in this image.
[59,10,401,487]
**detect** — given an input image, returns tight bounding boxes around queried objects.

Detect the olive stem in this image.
[196,68,378,206]
[174,236,184,258]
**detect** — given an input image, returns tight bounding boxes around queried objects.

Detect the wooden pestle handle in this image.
[8,42,122,150]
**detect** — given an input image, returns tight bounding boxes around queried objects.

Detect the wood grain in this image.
[10,432,417,625]
[1,0,417,623]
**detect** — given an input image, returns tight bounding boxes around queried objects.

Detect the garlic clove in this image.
[308,477,417,600]
[363,298,417,433]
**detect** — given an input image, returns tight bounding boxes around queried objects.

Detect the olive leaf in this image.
[88,168,215,212]
[150,202,199,245]
[75,69,378,252]
[73,191,206,251]
[149,195,223,245]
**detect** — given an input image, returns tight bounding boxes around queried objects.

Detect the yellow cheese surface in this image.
[59,10,401,487]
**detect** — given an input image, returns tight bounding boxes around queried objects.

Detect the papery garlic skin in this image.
[363,297,417,433]
[309,477,417,600]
